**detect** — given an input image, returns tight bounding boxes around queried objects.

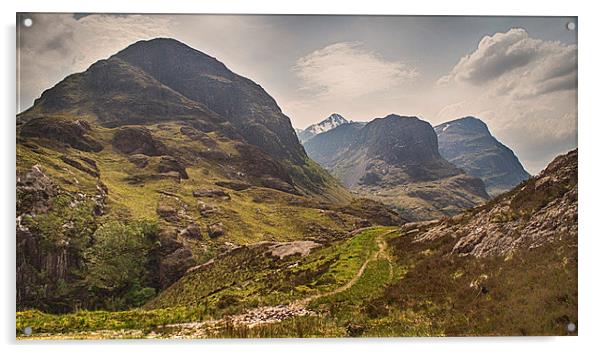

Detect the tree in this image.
[84,221,149,293]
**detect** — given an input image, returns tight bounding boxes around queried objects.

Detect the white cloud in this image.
[438,28,577,99]
[435,28,577,173]
[294,42,418,100]
[18,14,173,111]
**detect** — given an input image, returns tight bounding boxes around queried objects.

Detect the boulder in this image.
[157,156,188,179]
[197,201,219,217]
[208,222,226,238]
[112,126,167,156]
[180,224,202,239]
[156,205,178,221]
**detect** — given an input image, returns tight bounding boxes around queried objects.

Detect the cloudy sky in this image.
[17,14,577,173]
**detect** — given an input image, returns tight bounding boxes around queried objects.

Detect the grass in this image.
[17,306,207,335]
[146,227,389,312]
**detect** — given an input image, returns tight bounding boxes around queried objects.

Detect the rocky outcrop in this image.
[435,116,530,195]
[19,117,103,152]
[415,149,577,257]
[156,156,188,179]
[112,126,167,156]
[207,222,226,238]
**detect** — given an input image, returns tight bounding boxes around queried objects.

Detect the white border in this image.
[2,1,600,352]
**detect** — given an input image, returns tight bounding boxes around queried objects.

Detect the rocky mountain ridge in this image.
[296,113,350,143]
[435,116,530,195]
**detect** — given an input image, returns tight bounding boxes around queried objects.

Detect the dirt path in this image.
[159,228,398,338]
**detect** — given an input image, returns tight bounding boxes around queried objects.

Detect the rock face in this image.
[297,113,350,143]
[415,149,577,257]
[305,115,490,220]
[19,117,102,152]
[435,116,530,195]
[112,126,167,156]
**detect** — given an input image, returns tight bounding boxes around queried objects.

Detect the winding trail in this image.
[161,228,398,338]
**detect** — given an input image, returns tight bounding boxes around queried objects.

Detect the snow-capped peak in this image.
[306,114,349,135]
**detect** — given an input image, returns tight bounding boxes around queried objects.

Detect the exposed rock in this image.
[268,241,322,259]
[16,164,58,214]
[156,205,178,222]
[114,38,307,164]
[128,154,150,168]
[197,201,220,217]
[215,180,252,191]
[180,224,202,239]
[159,247,196,289]
[157,156,188,179]
[79,156,98,170]
[19,117,103,152]
[112,126,167,156]
[259,176,297,194]
[415,149,577,257]
[60,155,99,177]
[207,222,225,238]
[192,189,230,200]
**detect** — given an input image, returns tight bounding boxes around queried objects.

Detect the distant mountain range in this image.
[435,116,530,195]
[304,114,490,220]
[296,113,350,143]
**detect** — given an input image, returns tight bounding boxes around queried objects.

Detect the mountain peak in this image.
[297,113,350,143]
[435,116,529,195]
[437,116,490,135]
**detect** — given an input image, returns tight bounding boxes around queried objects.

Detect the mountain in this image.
[297,113,349,143]
[18,150,576,337]
[435,116,530,195]
[16,38,403,313]
[304,115,490,220]
[19,38,350,201]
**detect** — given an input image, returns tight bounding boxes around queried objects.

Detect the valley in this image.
[16,37,577,339]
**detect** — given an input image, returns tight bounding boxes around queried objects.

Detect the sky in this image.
[17,14,577,173]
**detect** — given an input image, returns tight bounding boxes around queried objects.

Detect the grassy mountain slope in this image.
[17,149,577,338]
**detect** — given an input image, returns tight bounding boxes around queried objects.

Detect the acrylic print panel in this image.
[16,13,577,339]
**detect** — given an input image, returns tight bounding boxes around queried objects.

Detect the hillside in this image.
[304,115,490,220]
[17,150,577,338]
[16,38,402,314]
[435,116,530,195]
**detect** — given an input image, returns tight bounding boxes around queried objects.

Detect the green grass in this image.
[16,306,207,336]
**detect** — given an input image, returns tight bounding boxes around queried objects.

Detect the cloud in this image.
[434,28,577,173]
[18,14,173,111]
[294,42,418,100]
[438,28,577,99]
